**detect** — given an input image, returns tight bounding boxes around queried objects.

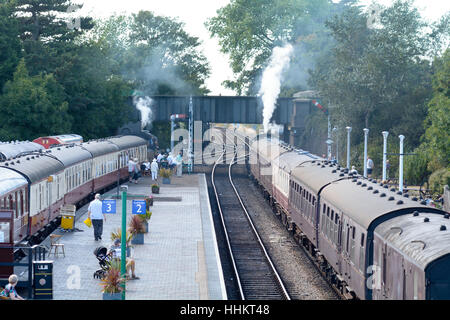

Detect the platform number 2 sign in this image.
[132,200,146,215]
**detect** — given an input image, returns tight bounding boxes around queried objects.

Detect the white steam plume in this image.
[258,43,293,133]
[133,96,153,130]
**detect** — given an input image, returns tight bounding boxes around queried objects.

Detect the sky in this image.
[78,0,449,96]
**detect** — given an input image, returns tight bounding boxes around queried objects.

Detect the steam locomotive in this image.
[249,136,449,300]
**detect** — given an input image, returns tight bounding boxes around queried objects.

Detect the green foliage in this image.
[207,0,352,94]
[0,1,21,90]
[0,59,71,140]
[423,49,450,172]
[429,168,450,195]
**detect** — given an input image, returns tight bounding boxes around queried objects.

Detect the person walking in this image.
[367,156,374,178]
[386,160,391,180]
[88,194,106,241]
[151,158,159,181]
[0,274,24,300]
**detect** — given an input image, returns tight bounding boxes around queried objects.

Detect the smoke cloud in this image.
[258,43,294,133]
[133,96,153,130]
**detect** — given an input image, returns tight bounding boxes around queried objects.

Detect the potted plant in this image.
[147,195,154,206]
[110,228,132,257]
[129,215,146,245]
[159,168,172,184]
[138,210,152,233]
[151,184,160,194]
[101,260,126,300]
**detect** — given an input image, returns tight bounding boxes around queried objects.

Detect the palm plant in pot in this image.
[138,210,152,233]
[151,184,159,194]
[110,228,133,257]
[101,260,126,300]
[129,215,146,245]
[159,168,173,184]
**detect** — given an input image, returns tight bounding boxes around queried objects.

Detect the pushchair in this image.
[93,246,110,279]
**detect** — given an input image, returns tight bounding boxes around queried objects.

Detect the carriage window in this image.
[312,197,315,206]
[323,204,326,213]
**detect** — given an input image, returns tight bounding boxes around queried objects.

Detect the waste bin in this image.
[60,205,76,230]
[33,261,53,300]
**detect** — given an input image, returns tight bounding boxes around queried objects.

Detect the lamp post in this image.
[382,131,389,182]
[363,128,369,178]
[399,135,405,192]
[120,185,128,300]
[346,126,352,169]
[332,127,338,163]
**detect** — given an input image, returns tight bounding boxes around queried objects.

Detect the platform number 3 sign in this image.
[132,200,146,215]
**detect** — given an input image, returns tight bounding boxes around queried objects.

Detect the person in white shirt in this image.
[128,159,135,182]
[156,153,163,163]
[367,156,374,178]
[88,194,106,241]
[151,158,159,180]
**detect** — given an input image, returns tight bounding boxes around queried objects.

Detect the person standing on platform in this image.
[128,158,135,182]
[132,158,140,184]
[386,160,391,180]
[176,152,183,177]
[151,158,159,181]
[367,156,374,178]
[88,194,106,241]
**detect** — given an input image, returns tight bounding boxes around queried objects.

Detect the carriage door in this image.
[0,210,14,278]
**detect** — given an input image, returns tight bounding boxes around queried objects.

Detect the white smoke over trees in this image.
[258,43,294,133]
[133,95,153,129]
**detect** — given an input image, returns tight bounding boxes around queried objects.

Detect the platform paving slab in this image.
[46,174,225,300]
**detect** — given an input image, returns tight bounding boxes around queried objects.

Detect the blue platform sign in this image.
[132,200,146,215]
[102,200,116,214]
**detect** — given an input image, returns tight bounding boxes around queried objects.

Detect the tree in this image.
[91,12,210,96]
[0,59,71,141]
[309,1,446,160]
[13,0,94,76]
[423,49,450,171]
[0,1,22,90]
[207,0,354,94]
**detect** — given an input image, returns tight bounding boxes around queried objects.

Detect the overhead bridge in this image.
[147,95,293,124]
[121,93,317,146]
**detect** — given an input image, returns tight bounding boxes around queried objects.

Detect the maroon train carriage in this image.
[0,153,65,243]
[272,150,322,227]
[250,134,450,300]
[106,136,148,182]
[0,141,44,161]
[373,211,450,300]
[43,145,94,207]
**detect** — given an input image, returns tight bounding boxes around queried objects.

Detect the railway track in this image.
[211,145,291,300]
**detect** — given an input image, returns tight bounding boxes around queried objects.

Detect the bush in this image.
[428,168,450,195]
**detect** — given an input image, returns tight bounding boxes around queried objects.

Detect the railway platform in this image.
[44,174,227,300]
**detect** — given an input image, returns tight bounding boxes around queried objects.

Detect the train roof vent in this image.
[397,191,403,195]
[4,163,8,166]
[26,157,30,160]
[396,200,403,205]
[368,186,373,190]
[412,197,418,201]
[332,170,337,173]
[373,190,379,194]
[388,196,395,201]
[403,194,409,198]
[362,183,367,187]
[380,183,384,186]
[339,173,344,177]
[420,200,427,205]
[424,217,430,223]
[440,225,447,231]
[357,181,362,185]
[444,214,449,219]
[352,179,357,182]
[380,193,386,197]
[383,185,389,189]
[413,211,419,217]
[390,188,396,192]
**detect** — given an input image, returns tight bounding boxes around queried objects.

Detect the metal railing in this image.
[0,245,47,299]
